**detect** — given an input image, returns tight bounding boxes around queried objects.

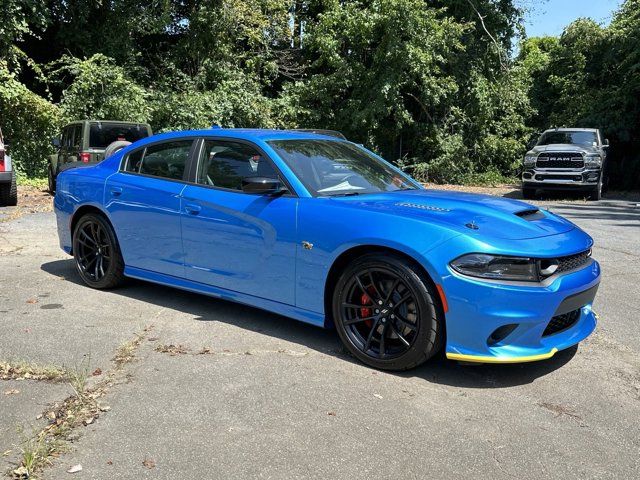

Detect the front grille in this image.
[536,152,584,169]
[535,174,583,182]
[557,250,591,274]
[543,309,581,336]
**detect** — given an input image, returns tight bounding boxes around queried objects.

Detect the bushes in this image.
[52,55,151,123]
[0,61,60,177]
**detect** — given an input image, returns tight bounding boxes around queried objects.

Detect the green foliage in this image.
[0,61,60,177]
[50,55,151,123]
[0,0,638,189]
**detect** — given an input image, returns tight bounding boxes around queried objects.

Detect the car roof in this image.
[140,128,347,143]
[542,128,598,133]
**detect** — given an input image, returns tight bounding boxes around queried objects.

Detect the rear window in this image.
[89,123,149,148]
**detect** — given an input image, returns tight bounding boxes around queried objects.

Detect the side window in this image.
[61,127,70,149]
[196,140,279,191]
[72,125,82,148]
[124,140,192,180]
[124,148,145,173]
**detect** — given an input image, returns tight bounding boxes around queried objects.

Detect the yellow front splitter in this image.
[446,347,558,364]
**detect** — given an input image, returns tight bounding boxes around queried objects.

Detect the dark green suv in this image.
[48,120,152,193]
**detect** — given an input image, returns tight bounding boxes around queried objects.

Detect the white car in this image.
[0,127,17,206]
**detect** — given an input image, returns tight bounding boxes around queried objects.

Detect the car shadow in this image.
[42,259,577,389]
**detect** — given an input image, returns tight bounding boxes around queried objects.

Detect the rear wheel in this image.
[48,165,56,194]
[73,213,125,289]
[0,170,18,206]
[332,253,443,371]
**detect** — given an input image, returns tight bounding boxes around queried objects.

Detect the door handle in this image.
[110,187,123,197]
[185,204,201,215]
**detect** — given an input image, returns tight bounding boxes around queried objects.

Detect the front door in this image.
[105,139,195,277]
[181,138,297,305]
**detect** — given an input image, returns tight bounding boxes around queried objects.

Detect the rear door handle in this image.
[110,187,123,197]
[184,204,201,215]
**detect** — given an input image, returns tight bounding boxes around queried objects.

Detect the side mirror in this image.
[52,137,61,148]
[603,139,610,148]
[241,176,285,194]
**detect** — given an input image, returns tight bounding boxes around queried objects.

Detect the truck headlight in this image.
[585,154,602,168]
[450,254,540,282]
[523,155,537,166]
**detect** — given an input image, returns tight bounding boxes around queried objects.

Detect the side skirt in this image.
[124,266,326,328]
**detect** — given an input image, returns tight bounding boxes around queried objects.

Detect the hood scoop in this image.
[515,208,546,221]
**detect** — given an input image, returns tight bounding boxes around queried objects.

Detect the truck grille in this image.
[536,153,584,169]
[543,309,581,336]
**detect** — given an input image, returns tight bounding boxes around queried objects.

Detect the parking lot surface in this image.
[1,189,639,479]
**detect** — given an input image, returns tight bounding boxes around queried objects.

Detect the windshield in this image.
[537,131,598,147]
[268,140,419,196]
[89,123,149,149]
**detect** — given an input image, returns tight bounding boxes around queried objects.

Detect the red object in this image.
[80,152,91,163]
[436,284,449,313]
[0,148,5,171]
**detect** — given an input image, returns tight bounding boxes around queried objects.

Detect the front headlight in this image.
[450,254,540,282]
[584,154,602,168]
[523,155,537,166]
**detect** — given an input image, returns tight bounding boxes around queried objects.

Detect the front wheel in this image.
[589,178,603,201]
[332,253,444,370]
[73,213,125,289]
[522,187,536,200]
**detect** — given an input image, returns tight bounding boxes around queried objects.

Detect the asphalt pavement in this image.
[0,194,639,479]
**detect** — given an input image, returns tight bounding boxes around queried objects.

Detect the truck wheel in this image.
[0,170,18,206]
[522,187,536,200]
[589,179,603,201]
[48,165,56,194]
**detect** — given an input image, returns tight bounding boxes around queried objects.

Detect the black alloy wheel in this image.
[73,213,125,289]
[333,253,443,370]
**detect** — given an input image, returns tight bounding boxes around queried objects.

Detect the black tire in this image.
[589,178,603,201]
[48,165,56,195]
[332,253,444,371]
[0,170,18,206]
[103,140,131,159]
[73,213,125,289]
[522,187,536,200]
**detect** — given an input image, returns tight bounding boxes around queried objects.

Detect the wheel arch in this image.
[323,244,446,330]
[69,204,117,254]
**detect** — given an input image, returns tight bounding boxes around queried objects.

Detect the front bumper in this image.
[441,260,600,363]
[522,168,600,189]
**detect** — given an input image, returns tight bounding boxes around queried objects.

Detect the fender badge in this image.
[302,241,314,250]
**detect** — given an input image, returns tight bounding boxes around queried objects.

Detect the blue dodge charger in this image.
[54,128,600,370]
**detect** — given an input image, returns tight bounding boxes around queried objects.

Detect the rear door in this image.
[180,138,297,305]
[105,139,197,278]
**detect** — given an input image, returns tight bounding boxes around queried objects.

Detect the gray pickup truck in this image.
[521,128,609,200]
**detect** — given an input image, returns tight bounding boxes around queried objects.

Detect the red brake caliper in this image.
[360,291,374,327]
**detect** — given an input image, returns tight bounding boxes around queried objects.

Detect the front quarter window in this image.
[268,139,419,196]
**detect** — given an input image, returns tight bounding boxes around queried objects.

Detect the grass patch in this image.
[65,355,92,398]
[0,361,66,382]
[7,326,153,479]
[16,176,48,190]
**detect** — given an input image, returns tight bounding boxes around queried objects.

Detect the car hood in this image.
[529,144,600,155]
[331,189,576,240]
